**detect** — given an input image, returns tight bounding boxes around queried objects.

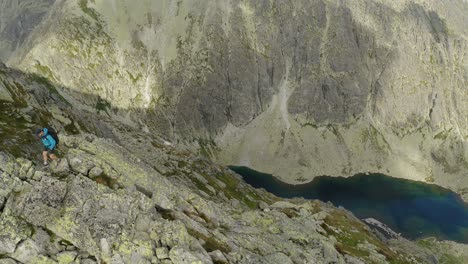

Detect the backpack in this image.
[47,127,59,145]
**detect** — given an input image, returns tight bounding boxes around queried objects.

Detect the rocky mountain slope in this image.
[0,0,466,197]
[2,57,468,264]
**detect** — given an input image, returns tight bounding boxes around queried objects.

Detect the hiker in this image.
[36,128,59,167]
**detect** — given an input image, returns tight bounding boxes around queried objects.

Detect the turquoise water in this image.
[229,166,468,243]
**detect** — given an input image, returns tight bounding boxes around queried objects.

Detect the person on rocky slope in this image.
[35,127,59,167]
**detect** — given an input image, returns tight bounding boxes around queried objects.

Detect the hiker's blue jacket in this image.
[41,128,56,150]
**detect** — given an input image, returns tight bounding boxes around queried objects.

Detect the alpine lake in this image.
[229,166,468,243]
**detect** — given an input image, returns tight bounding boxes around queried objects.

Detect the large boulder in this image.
[50,158,70,178]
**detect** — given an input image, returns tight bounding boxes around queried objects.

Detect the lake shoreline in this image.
[228,164,468,204]
[230,166,468,244]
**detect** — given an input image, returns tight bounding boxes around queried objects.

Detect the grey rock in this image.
[32,170,46,181]
[0,153,18,176]
[45,239,62,256]
[110,254,125,264]
[0,259,17,264]
[135,214,151,232]
[11,239,40,263]
[17,176,67,226]
[69,157,94,176]
[213,179,226,189]
[25,166,35,180]
[345,255,365,264]
[88,166,103,179]
[0,238,18,256]
[32,228,50,254]
[230,199,241,209]
[149,257,159,264]
[14,181,31,193]
[32,171,45,181]
[269,201,299,210]
[192,172,208,185]
[322,242,344,264]
[152,192,176,210]
[208,250,228,264]
[0,81,14,102]
[80,259,97,264]
[100,238,111,262]
[258,201,269,210]
[50,158,70,178]
[66,245,76,251]
[16,158,33,180]
[169,246,207,264]
[56,251,78,264]
[160,221,193,248]
[78,252,90,259]
[264,252,293,264]
[155,247,169,260]
[206,185,216,195]
[363,218,401,239]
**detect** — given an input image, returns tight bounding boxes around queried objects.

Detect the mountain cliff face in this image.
[0,0,55,61]
[2,65,468,264]
[1,1,468,195]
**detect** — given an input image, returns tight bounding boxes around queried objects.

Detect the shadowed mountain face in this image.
[1,0,467,196]
[0,0,56,61]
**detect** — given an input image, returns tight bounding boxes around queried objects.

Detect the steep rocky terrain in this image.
[0,133,435,264]
[1,1,468,262]
[0,0,466,198]
[2,57,468,263]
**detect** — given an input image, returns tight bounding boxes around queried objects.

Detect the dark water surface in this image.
[229,166,468,243]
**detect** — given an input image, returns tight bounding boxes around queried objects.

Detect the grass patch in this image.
[193,178,214,196]
[177,160,188,168]
[34,64,55,80]
[64,122,80,135]
[360,125,390,152]
[434,129,452,140]
[186,228,231,253]
[78,0,101,22]
[425,176,435,183]
[301,122,318,128]
[94,174,118,189]
[0,102,38,159]
[126,70,142,84]
[323,210,414,263]
[1,80,28,107]
[198,138,218,158]
[418,238,468,264]
[95,96,111,115]
[213,172,263,209]
[190,161,272,209]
